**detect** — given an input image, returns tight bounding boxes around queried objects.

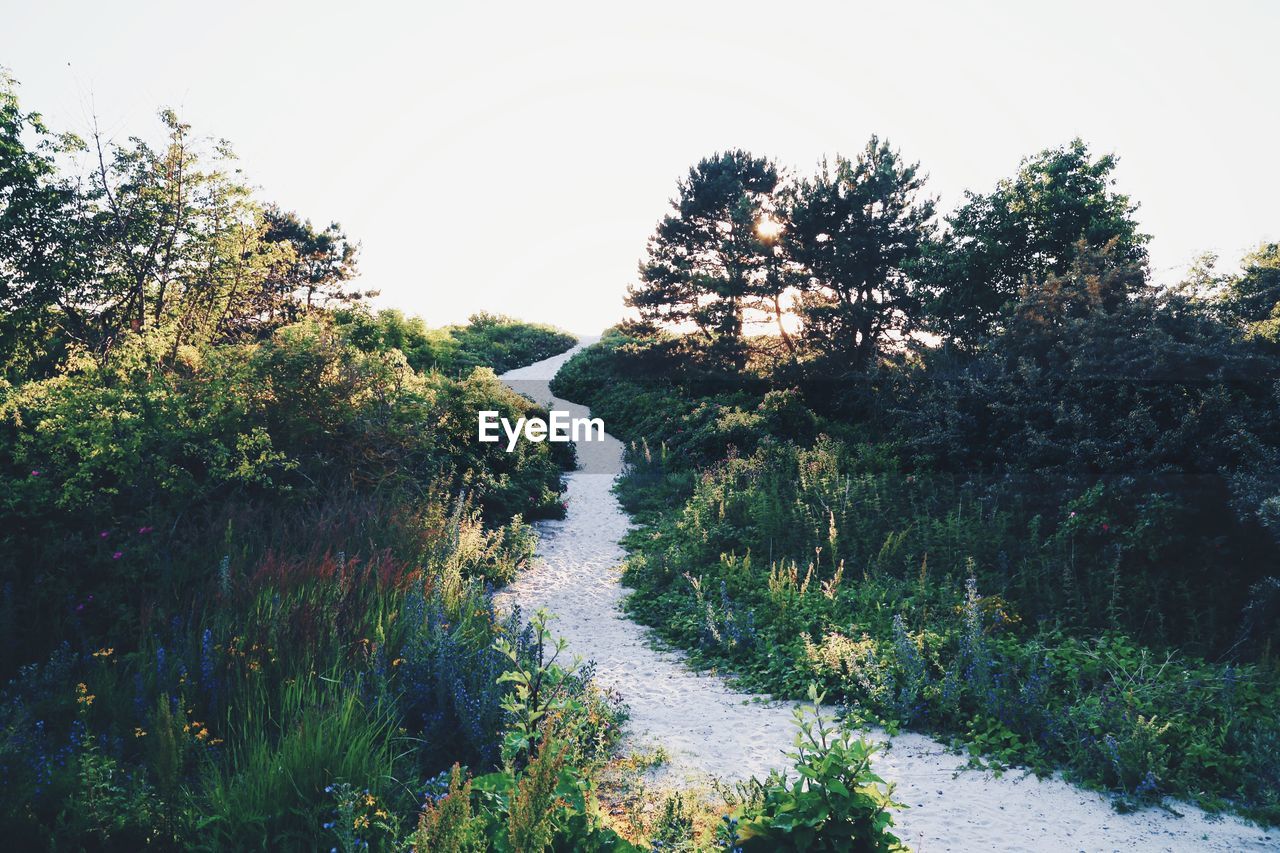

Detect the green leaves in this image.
[494,608,578,766]
[627,150,780,372]
[924,138,1149,348]
[786,139,936,372]
[733,686,908,851]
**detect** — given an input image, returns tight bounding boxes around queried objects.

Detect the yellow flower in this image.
[364,794,376,807]
[92,647,114,658]
[391,658,405,667]
[134,727,147,738]
[75,683,95,706]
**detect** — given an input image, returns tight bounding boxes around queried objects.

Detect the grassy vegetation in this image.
[7,67,1280,850]
[551,329,1280,826]
[0,78,897,851]
[0,313,642,850]
[334,308,578,377]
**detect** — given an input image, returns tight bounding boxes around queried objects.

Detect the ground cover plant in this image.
[1,75,900,852]
[550,139,1280,825]
[333,308,578,377]
[0,77,641,850]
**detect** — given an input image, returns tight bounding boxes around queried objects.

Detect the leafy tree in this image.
[0,72,88,371]
[1172,251,1227,303]
[924,138,1149,349]
[626,150,779,371]
[1222,242,1280,340]
[900,244,1280,639]
[783,137,935,372]
[1,75,366,363]
[82,110,289,353]
[258,204,363,323]
[1013,238,1146,328]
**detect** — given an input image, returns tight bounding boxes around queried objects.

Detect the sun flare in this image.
[756,215,783,239]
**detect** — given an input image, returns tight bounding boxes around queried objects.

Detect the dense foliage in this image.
[553,137,1280,826]
[334,308,578,377]
[0,76,644,851]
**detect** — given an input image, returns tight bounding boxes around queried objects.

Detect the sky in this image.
[5,1,1278,335]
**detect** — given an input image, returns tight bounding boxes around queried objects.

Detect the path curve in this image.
[497,345,1275,852]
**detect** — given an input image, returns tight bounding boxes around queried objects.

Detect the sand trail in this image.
[497,346,1274,852]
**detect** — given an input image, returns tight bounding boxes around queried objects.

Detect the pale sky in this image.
[6,1,1278,335]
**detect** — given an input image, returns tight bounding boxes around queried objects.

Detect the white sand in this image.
[497,347,1276,852]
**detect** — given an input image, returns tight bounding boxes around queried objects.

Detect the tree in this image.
[0,73,364,363]
[1014,238,1146,330]
[923,138,1149,349]
[1221,242,1280,340]
[259,205,362,322]
[784,137,935,372]
[626,150,779,371]
[84,110,290,352]
[901,244,1280,645]
[0,72,91,369]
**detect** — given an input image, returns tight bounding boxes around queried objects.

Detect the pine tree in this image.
[626,150,779,371]
[784,137,935,372]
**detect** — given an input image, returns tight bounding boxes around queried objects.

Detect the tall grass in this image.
[617,431,1280,824]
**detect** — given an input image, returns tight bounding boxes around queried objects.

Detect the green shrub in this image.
[557,335,1280,825]
[731,686,906,852]
[335,308,576,376]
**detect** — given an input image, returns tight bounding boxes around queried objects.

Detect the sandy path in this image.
[497,346,1276,852]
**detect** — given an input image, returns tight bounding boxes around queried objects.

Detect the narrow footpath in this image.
[496,345,1274,852]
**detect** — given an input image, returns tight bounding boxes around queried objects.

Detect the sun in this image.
[756,215,783,239]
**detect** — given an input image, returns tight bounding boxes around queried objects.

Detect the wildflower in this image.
[75,683,95,707]
[134,727,147,738]
[138,526,154,534]
[391,657,404,667]
[112,551,123,560]
[1101,523,1110,532]
[99,530,110,539]
[30,469,40,477]
[92,647,114,658]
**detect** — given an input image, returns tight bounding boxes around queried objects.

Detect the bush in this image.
[335,308,576,376]
[730,686,906,852]
[555,334,1280,825]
